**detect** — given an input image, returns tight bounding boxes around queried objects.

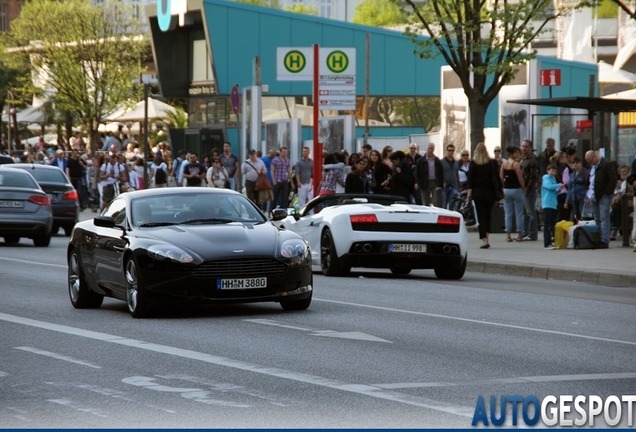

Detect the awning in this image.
[508,97,636,113]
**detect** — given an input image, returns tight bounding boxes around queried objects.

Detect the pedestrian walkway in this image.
[78,210,635,288]
[466,231,636,288]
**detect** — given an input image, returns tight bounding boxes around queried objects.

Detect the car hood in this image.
[137,222,279,260]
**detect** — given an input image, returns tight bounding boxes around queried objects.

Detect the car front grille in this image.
[191,258,288,278]
[351,222,460,233]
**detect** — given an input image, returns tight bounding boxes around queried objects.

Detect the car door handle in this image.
[113,246,126,252]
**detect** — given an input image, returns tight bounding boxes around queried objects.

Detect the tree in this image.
[284,4,318,16]
[352,0,409,26]
[397,0,579,151]
[607,0,635,20]
[5,0,146,155]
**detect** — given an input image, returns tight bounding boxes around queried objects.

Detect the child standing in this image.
[542,163,564,250]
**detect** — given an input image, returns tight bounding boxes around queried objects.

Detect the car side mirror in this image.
[271,208,288,221]
[94,216,116,228]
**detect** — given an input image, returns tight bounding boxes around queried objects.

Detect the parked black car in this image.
[67,188,313,318]
[6,164,79,236]
[0,166,53,246]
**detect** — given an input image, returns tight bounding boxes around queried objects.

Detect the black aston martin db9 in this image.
[67,188,313,317]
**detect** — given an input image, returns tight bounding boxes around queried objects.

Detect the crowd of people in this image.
[2,130,635,252]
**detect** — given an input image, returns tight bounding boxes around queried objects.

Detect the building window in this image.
[0,2,8,32]
[319,0,332,18]
[191,39,214,83]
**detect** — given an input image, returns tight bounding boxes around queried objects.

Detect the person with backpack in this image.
[150,154,168,188]
[564,156,589,222]
[171,149,186,187]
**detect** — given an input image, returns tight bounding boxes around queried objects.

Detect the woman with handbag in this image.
[241,150,266,205]
[466,142,504,249]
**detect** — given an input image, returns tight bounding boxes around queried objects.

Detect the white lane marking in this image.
[245,319,392,342]
[312,331,391,343]
[374,372,636,389]
[0,371,8,377]
[0,313,473,418]
[47,399,108,417]
[244,318,312,331]
[314,298,636,346]
[0,256,65,268]
[15,347,101,369]
[122,376,251,407]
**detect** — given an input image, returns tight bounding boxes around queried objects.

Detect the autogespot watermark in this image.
[472,395,636,427]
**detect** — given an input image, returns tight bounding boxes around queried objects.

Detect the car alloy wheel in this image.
[125,258,150,318]
[68,250,103,309]
[320,229,348,276]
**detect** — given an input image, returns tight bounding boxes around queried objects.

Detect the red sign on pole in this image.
[540,69,561,86]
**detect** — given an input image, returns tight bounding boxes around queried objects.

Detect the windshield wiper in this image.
[138,222,178,227]
[182,218,234,224]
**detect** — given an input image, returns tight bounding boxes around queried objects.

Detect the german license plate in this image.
[0,200,24,208]
[217,277,267,290]
[389,243,426,253]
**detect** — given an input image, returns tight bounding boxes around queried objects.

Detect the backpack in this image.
[155,165,167,184]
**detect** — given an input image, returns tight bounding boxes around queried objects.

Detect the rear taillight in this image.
[63,190,78,200]
[350,214,378,223]
[437,215,460,225]
[28,195,51,206]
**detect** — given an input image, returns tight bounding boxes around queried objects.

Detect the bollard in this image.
[435,187,443,208]
[622,194,632,247]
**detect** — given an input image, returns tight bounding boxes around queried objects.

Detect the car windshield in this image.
[0,171,39,188]
[300,194,408,216]
[131,193,267,227]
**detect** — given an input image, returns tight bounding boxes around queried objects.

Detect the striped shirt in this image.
[272,156,290,183]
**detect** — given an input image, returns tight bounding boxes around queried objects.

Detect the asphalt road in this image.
[1,234,635,428]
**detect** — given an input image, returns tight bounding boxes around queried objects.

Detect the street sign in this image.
[276,47,313,81]
[231,85,240,115]
[318,47,356,110]
[540,69,561,86]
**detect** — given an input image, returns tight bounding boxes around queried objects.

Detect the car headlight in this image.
[279,239,311,266]
[147,244,194,263]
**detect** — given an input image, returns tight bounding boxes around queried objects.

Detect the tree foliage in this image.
[607,0,635,19]
[284,4,318,15]
[4,0,147,154]
[352,0,409,26]
[395,0,579,150]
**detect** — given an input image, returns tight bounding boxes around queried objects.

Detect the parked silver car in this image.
[0,166,53,246]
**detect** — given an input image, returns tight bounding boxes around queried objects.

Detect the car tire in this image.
[64,226,74,236]
[51,226,59,235]
[434,254,467,280]
[280,294,312,311]
[68,249,104,308]
[125,256,152,318]
[3,236,20,244]
[321,229,347,276]
[390,266,412,275]
[33,233,51,247]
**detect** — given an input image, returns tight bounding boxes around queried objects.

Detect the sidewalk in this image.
[466,231,636,288]
[78,210,636,287]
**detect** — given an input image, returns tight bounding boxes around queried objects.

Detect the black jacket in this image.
[627,157,636,196]
[415,156,443,187]
[593,157,617,200]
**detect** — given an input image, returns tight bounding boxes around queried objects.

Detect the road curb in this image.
[467,261,636,288]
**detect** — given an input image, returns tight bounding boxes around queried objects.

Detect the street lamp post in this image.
[6,91,15,154]
[143,83,150,189]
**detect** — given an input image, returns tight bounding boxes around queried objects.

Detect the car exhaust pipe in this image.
[355,244,363,252]
[451,246,458,254]
[363,243,372,252]
[443,245,451,253]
